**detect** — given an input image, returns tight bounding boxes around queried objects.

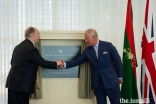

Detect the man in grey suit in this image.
[5,27,62,104]
[60,28,123,104]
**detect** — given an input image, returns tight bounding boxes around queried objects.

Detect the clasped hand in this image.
[57,60,64,68]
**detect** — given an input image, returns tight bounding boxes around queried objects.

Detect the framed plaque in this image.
[39,31,84,78]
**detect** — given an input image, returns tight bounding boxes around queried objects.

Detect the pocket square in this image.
[103,52,108,54]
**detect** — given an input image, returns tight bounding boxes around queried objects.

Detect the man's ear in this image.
[29,33,34,38]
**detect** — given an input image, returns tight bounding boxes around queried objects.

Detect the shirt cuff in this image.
[63,62,66,68]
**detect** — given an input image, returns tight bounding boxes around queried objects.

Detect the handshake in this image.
[57,60,64,69]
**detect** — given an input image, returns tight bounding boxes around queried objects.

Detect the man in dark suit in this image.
[5,27,62,104]
[60,29,123,104]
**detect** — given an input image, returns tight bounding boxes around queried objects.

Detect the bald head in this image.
[25,27,40,43]
[25,27,36,38]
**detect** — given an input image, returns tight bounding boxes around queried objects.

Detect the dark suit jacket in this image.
[6,39,57,93]
[66,40,123,90]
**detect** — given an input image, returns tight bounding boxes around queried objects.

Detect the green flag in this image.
[121,0,139,103]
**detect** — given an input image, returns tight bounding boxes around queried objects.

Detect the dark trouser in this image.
[93,77,121,104]
[8,89,29,104]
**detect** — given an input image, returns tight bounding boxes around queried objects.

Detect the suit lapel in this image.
[89,47,97,59]
[98,41,104,60]
[89,41,105,60]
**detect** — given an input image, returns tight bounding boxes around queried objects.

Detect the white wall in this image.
[30,79,95,104]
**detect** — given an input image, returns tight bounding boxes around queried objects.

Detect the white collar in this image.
[93,40,99,49]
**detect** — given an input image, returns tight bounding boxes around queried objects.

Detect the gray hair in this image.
[25,27,35,38]
[85,28,98,37]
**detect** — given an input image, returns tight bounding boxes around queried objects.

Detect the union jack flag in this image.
[141,0,156,103]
